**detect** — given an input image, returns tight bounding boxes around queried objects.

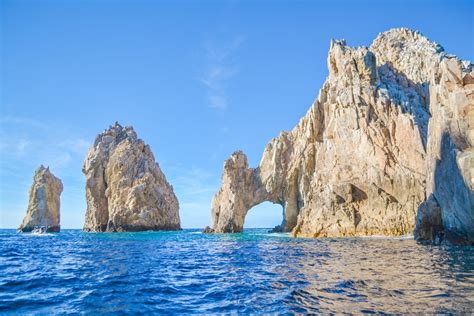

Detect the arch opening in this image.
[243,201,284,232]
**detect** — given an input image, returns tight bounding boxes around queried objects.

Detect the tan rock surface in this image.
[209,28,473,244]
[18,166,63,232]
[83,122,180,232]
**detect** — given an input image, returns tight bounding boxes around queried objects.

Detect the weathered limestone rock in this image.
[18,166,63,232]
[209,28,474,244]
[83,122,180,232]
[372,29,474,244]
[211,151,278,233]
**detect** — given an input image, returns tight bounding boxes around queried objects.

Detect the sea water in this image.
[0,229,473,314]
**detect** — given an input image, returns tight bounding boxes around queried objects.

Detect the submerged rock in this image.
[202,226,214,234]
[18,166,63,233]
[83,122,180,232]
[209,28,473,244]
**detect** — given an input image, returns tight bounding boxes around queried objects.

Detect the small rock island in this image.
[82,122,181,232]
[18,165,63,233]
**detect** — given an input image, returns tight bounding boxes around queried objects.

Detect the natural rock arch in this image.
[207,28,473,243]
[210,151,301,233]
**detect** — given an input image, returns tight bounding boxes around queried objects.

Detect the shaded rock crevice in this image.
[416,133,474,245]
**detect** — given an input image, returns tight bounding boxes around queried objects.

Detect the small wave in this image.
[26,233,57,237]
[261,233,291,238]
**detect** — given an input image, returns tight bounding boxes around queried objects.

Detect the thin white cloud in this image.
[208,95,227,109]
[166,166,220,228]
[58,138,91,155]
[204,35,245,63]
[200,65,239,90]
[15,139,31,154]
[199,35,245,110]
[0,115,91,173]
[0,115,48,128]
[0,115,91,228]
[170,167,217,197]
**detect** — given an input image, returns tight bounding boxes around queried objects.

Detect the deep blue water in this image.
[0,229,473,314]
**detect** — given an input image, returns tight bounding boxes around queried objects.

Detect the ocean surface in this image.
[0,229,473,314]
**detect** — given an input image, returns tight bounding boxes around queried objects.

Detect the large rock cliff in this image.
[83,123,180,232]
[209,28,473,244]
[18,166,63,232]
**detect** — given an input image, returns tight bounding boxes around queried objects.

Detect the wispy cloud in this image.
[166,166,220,228]
[0,115,91,171]
[0,115,93,228]
[171,167,217,196]
[0,114,94,199]
[0,115,49,129]
[58,138,91,155]
[199,35,245,109]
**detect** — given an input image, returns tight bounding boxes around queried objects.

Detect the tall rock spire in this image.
[18,166,63,232]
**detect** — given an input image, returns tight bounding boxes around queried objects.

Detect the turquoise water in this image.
[0,229,473,314]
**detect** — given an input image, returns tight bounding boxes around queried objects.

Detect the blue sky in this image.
[1,0,473,229]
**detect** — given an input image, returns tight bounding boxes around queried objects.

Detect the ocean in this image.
[0,229,473,314]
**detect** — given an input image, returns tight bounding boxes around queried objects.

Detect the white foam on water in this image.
[28,233,56,237]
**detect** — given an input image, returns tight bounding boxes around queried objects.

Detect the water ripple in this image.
[0,229,473,314]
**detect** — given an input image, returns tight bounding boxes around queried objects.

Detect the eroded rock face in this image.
[211,151,277,233]
[18,166,63,232]
[83,122,180,232]
[209,28,474,244]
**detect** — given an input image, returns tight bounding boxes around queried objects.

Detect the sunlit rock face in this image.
[83,122,180,232]
[18,166,63,233]
[209,28,473,244]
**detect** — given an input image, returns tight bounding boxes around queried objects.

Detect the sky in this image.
[1,0,473,229]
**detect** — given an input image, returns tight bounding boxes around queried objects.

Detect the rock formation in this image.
[18,166,63,232]
[83,122,180,232]
[209,28,473,244]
